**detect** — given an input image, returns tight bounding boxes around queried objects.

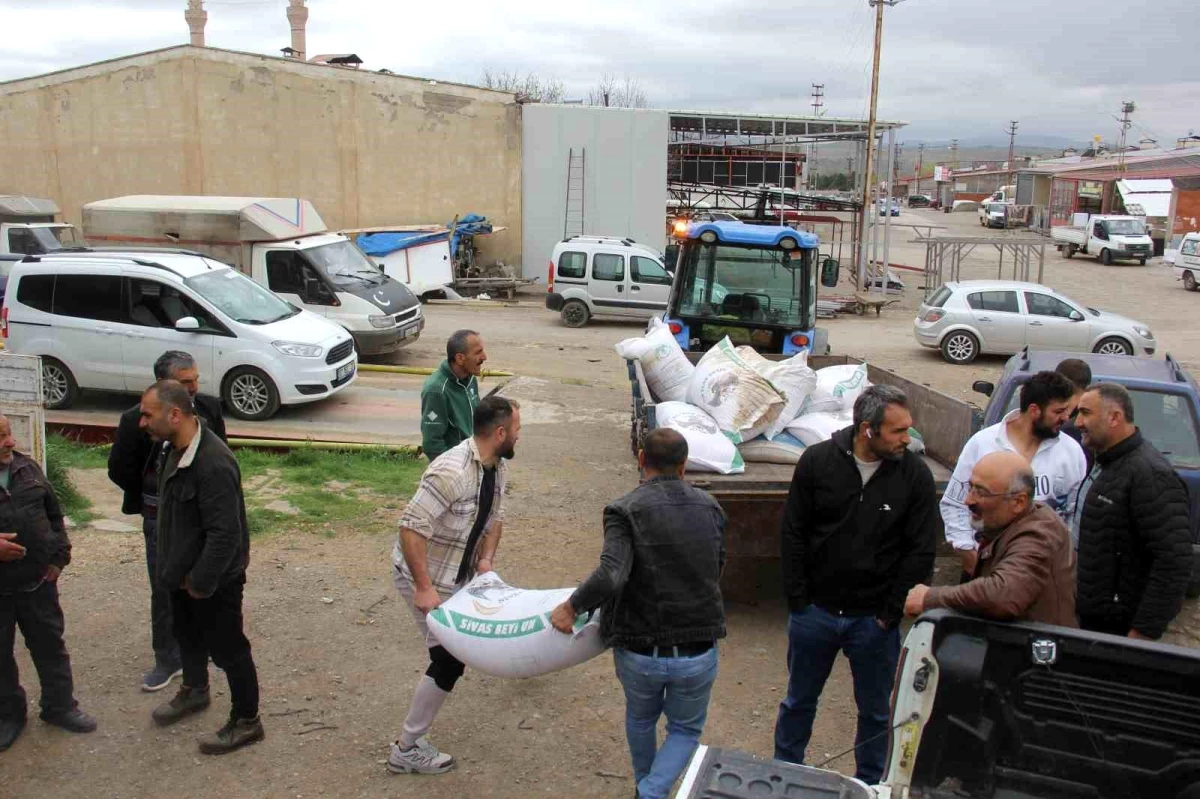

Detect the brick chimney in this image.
[287,0,308,61]
[185,0,207,47]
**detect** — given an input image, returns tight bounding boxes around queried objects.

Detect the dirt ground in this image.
[6,207,1198,796]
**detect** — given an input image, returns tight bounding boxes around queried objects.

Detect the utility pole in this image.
[950,138,959,169]
[846,155,854,190]
[858,0,906,286]
[1005,120,1019,190]
[810,84,824,187]
[893,141,903,188]
[1116,100,1136,173]
[914,142,925,195]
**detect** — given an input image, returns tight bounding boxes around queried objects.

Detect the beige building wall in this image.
[0,46,522,266]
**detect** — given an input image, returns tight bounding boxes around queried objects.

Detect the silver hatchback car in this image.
[914,280,1156,364]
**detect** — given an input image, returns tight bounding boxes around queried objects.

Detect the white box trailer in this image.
[0,195,81,256]
[349,226,455,299]
[82,196,424,355]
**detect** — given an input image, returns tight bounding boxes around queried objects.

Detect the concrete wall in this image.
[522,104,667,279]
[0,46,522,266]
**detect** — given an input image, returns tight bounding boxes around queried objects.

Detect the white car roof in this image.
[947,280,1053,292]
[14,251,232,282]
[553,236,662,259]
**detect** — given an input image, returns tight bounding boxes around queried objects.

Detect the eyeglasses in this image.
[966,482,1027,500]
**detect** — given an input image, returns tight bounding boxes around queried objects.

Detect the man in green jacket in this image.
[421,330,486,461]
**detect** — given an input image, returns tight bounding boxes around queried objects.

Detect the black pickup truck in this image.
[677,611,1200,798]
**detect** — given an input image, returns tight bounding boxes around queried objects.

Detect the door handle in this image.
[616,285,624,292]
[97,326,117,335]
[630,285,641,292]
[977,316,992,322]
[1029,321,1043,326]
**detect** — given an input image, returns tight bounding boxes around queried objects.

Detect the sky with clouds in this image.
[1,0,1194,147]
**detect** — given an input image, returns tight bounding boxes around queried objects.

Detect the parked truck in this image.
[81,196,424,356]
[0,195,80,256]
[1051,214,1153,265]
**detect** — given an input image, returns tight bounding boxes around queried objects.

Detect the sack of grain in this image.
[686,338,785,443]
[736,347,818,440]
[653,401,745,474]
[737,431,807,465]
[801,363,870,415]
[615,318,694,403]
[427,572,606,679]
[787,410,853,447]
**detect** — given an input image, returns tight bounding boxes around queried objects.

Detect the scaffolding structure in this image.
[917,234,1048,298]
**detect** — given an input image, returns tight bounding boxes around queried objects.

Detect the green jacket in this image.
[420,360,480,461]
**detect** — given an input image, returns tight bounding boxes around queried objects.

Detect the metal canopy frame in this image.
[916,235,1047,297]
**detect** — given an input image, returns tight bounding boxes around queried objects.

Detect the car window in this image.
[7,229,39,255]
[966,290,1018,313]
[127,278,218,331]
[1024,292,1076,318]
[15,274,54,312]
[592,253,624,282]
[557,251,586,279]
[631,256,669,285]
[928,285,952,308]
[53,274,123,322]
[1182,240,1198,257]
[266,251,308,294]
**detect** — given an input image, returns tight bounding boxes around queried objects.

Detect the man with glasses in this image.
[905,451,1077,627]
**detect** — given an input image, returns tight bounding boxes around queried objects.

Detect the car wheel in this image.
[1100,248,1113,265]
[222,366,281,421]
[41,357,79,410]
[941,331,979,364]
[1139,257,1147,266]
[1185,271,1197,291]
[1094,337,1133,356]
[561,300,590,328]
[1064,245,1074,259]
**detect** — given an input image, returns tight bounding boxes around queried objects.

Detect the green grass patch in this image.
[44,435,101,525]
[46,434,110,470]
[235,447,426,495]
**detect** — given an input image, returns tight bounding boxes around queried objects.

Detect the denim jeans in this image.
[773,605,900,785]
[614,646,718,799]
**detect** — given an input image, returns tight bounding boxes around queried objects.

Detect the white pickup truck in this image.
[0,195,81,256]
[1051,214,1153,265]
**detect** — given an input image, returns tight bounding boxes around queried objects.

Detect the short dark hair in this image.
[447,330,479,363]
[1087,382,1135,423]
[474,395,518,435]
[1018,371,1077,413]
[146,379,195,416]
[154,350,196,380]
[1009,466,1036,499]
[1055,358,1092,391]
[853,384,908,433]
[642,428,688,471]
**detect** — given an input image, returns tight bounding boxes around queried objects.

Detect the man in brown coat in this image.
[905,451,1077,627]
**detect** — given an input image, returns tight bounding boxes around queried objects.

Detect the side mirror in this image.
[821,257,839,288]
[304,276,327,303]
[972,380,995,397]
[1069,310,1084,322]
[174,316,201,332]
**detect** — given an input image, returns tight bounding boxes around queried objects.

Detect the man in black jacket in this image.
[108,350,226,692]
[549,429,726,799]
[138,380,262,755]
[774,385,940,786]
[1073,383,1191,639]
[0,415,97,751]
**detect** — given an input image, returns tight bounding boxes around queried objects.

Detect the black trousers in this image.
[171,578,260,720]
[0,581,77,721]
[142,514,180,669]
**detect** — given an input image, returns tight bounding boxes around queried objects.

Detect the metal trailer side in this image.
[627,353,982,603]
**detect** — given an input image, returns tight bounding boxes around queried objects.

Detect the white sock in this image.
[398,676,450,749]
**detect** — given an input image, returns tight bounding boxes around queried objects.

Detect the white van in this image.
[544,236,673,327]
[2,251,357,421]
[1174,232,1200,291]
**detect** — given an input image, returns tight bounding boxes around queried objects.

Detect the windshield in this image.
[1106,219,1145,236]
[304,240,384,288]
[186,268,300,325]
[675,242,814,329]
[989,203,1006,212]
[1006,387,1200,469]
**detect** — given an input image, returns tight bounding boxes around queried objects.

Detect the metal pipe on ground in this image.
[357,364,513,377]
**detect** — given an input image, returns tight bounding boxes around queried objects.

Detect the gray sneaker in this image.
[142,663,183,692]
[387,739,455,774]
[152,685,211,727]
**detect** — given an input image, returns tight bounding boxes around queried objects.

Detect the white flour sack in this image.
[787,410,853,447]
[737,432,807,465]
[801,363,870,415]
[654,401,745,474]
[686,338,785,443]
[615,318,694,402]
[736,347,818,440]
[427,572,605,679]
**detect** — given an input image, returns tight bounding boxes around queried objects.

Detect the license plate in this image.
[336,361,355,382]
[400,322,420,338]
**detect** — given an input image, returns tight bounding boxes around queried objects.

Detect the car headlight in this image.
[1133,326,1154,339]
[272,341,324,358]
[368,314,395,329]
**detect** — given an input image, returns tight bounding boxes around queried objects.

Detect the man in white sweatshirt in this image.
[942,371,1087,580]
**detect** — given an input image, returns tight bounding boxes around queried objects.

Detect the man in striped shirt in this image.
[387,396,520,775]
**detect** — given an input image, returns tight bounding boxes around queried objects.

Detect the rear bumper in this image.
[546,293,565,312]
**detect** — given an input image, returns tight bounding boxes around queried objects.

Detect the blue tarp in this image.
[449,213,493,257]
[357,230,449,256]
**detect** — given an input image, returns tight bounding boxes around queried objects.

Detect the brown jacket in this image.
[925,503,1078,628]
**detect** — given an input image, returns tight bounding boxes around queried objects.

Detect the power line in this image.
[1005,120,1019,188]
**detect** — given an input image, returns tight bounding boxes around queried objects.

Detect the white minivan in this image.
[544,236,673,327]
[1173,232,1200,291]
[2,251,357,421]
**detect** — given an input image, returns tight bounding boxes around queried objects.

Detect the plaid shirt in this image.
[392,438,506,596]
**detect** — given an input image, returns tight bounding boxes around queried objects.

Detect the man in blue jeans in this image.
[551,428,726,799]
[775,385,939,785]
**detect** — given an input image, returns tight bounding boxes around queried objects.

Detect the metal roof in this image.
[667,110,905,143]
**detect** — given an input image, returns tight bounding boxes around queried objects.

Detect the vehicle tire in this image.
[1064,245,1075,259]
[1093,337,1133,356]
[41,357,79,411]
[1185,271,1197,291]
[561,300,590,328]
[222,366,281,421]
[1139,257,1147,266]
[1100,248,1113,265]
[940,331,979,365]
